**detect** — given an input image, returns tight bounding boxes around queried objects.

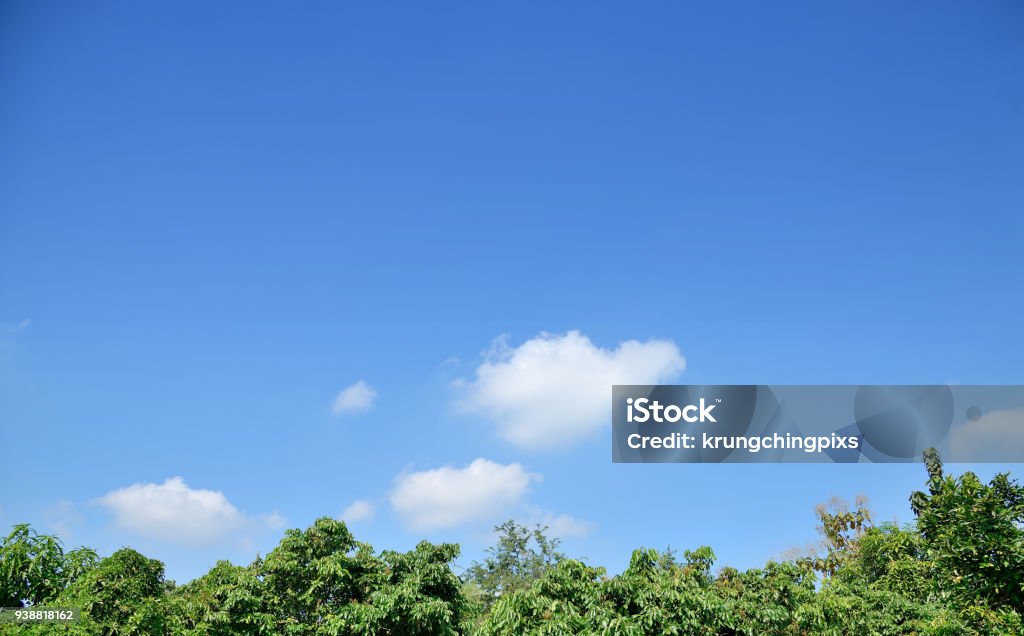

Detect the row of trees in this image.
[2,450,1022,635]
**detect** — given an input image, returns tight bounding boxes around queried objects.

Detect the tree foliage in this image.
[910,448,1024,625]
[462,520,564,612]
[0,524,98,607]
[2,452,1022,634]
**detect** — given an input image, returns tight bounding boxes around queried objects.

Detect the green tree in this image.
[173,560,274,635]
[462,520,564,611]
[256,517,371,634]
[805,496,873,577]
[57,548,173,635]
[357,541,467,635]
[257,516,466,635]
[911,448,1024,618]
[3,452,1024,635]
[0,524,98,607]
[475,558,607,636]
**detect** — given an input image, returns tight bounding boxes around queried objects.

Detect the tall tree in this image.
[462,520,564,610]
[911,448,1024,615]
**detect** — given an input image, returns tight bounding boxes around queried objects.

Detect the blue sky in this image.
[1,1,1023,583]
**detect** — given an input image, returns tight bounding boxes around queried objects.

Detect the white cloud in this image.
[947,408,1024,462]
[539,512,594,539]
[454,330,685,449]
[340,500,375,523]
[332,380,377,415]
[44,500,82,541]
[517,506,595,539]
[260,511,287,531]
[96,477,280,547]
[390,459,539,531]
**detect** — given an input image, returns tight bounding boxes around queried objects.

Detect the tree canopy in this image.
[2,451,1021,635]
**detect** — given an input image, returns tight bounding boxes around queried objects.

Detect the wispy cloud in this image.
[535,511,594,539]
[947,407,1024,462]
[340,500,375,524]
[332,380,377,415]
[0,319,30,333]
[44,500,83,541]
[260,511,287,531]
